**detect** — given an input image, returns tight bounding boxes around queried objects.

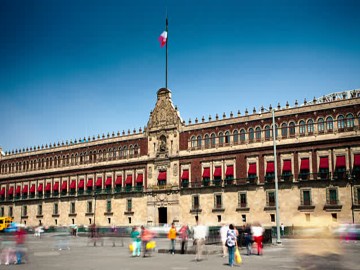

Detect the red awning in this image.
[16,186,21,194]
[225,165,234,177]
[70,180,76,189]
[78,179,84,189]
[0,187,5,196]
[136,174,143,183]
[115,176,122,185]
[105,177,112,186]
[22,185,28,193]
[125,175,133,184]
[181,170,189,180]
[96,177,102,187]
[283,160,292,172]
[248,163,257,174]
[300,158,310,170]
[336,156,346,168]
[53,182,59,191]
[319,157,329,169]
[61,181,67,191]
[202,168,210,178]
[37,183,43,192]
[45,183,51,192]
[87,179,93,188]
[266,161,275,173]
[214,167,222,177]
[354,154,360,167]
[8,186,14,195]
[158,171,167,181]
[30,184,35,193]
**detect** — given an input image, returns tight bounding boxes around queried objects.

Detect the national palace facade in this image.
[1,88,360,228]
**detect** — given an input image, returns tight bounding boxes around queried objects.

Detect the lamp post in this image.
[348,174,355,224]
[271,109,281,244]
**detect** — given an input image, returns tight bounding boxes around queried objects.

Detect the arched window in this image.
[289,122,296,136]
[255,127,261,140]
[219,132,224,145]
[119,147,123,158]
[326,116,333,131]
[191,136,196,148]
[249,128,254,141]
[281,123,288,138]
[307,119,314,133]
[129,145,134,156]
[71,154,75,165]
[265,125,271,139]
[123,146,127,158]
[318,118,325,132]
[233,130,239,144]
[299,120,306,135]
[337,115,345,129]
[197,135,202,148]
[205,134,210,147]
[346,113,354,128]
[225,131,230,144]
[240,129,246,142]
[134,144,139,155]
[211,133,216,146]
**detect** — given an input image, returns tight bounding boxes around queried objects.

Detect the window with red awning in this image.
[300,158,310,171]
[22,185,28,194]
[105,177,112,187]
[214,166,222,178]
[248,163,257,175]
[30,184,36,193]
[354,154,360,167]
[53,182,59,191]
[61,181,67,191]
[37,183,43,192]
[282,160,292,172]
[78,179,84,189]
[16,186,21,194]
[181,170,189,180]
[125,175,133,185]
[202,168,210,178]
[136,174,143,183]
[225,165,234,177]
[115,176,122,185]
[157,171,167,181]
[8,186,14,195]
[266,161,275,173]
[45,183,51,192]
[335,155,346,168]
[0,187,5,196]
[96,177,102,187]
[87,179,93,188]
[70,180,76,189]
[319,157,329,169]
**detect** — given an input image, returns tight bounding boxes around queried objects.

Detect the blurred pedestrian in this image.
[251,222,264,255]
[193,221,208,261]
[244,224,252,255]
[141,226,154,257]
[226,224,238,267]
[281,223,285,236]
[130,226,141,257]
[220,223,229,257]
[168,223,177,254]
[179,224,190,254]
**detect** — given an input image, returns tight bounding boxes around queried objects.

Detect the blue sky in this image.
[1,0,359,152]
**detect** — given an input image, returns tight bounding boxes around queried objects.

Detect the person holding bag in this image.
[226,224,238,267]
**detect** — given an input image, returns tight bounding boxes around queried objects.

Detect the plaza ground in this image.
[2,233,360,270]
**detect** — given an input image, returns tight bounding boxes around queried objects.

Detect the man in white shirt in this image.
[193,222,209,261]
[219,223,229,257]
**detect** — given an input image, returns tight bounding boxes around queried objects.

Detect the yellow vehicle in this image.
[0,216,13,231]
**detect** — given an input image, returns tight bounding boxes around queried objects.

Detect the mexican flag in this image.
[158,31,167,47]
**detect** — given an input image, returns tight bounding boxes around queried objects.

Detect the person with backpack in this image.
[226,224,238,267]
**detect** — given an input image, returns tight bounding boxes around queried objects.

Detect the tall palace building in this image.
[1,88,360,228]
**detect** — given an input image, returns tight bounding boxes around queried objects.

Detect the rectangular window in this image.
[106,199,112,213]
[214,194,222,209]
[267,191,275,207]
[331,213,337,222]
[242,214,246,223]
[355,187,360,205]
[238,192,247,208]
[87,201,93,213]
[127,199,132,212]
[301,189,312,206]
[0,207,4,216]
[22,205,27,217]
[53,203,59,215]
[70,202,76,214]
[270,214,275,222]
[192,195,200,209]
[305,213,310,222]
[327,188,338,205]
[37,204,43,216]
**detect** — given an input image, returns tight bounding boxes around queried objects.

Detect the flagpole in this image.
[165,16,168,89]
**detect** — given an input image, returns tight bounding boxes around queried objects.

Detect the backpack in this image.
[226,230,236,247]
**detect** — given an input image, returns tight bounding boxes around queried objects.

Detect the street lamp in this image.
[348,174,355,224]
[271,109,281,244]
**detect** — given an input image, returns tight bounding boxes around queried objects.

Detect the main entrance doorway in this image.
[158,207,167,225]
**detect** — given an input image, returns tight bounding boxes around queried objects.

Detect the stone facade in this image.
[1,88,360,229]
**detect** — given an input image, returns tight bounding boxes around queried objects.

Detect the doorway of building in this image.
[158,207,167,225]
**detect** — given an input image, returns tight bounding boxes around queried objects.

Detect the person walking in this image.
[251,222,264,255]
[168,223,177,255]
[179,224,190,254]
[220,223,229,257]
[140,226,154,257]
[130,226,141,257]
[226,224,238,267]
[193,221,208,261]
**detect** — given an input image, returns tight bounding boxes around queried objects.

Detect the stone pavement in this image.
[2,233,360,270]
